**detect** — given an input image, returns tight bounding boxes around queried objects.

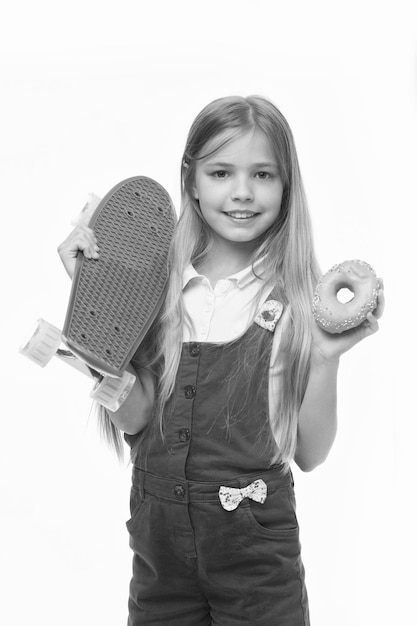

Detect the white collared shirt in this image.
[182,262,289,419]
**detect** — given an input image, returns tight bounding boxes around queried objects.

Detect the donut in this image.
[313,260,379,334]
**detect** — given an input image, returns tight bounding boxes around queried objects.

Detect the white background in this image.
[1,1,416,624]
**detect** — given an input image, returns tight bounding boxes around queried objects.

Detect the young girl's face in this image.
[192,129,284,250]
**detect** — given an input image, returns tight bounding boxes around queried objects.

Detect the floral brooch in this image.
[254,300,283,332]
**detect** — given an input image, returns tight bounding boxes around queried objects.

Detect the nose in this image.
[231,175,253,202]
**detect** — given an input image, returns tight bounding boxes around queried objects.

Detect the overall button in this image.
[184,385,196,399]
[178,428,190,442]
[189,343,201,357]
[174,484,185,499]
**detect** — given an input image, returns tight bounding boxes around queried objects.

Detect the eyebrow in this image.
[204,161,278,168]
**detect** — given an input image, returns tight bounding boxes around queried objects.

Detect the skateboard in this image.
[20,176,176,411]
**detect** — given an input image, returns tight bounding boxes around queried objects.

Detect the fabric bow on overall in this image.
[218,479,267,512]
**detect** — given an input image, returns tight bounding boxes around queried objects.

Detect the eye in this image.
[255,171,271,180]
[212,170,228,179]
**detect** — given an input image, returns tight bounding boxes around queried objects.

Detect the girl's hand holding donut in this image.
[310,279,385,366]
[57,223,100,279]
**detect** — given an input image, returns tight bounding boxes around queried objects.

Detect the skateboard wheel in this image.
[90,370,136,411]
[19,318,62,367]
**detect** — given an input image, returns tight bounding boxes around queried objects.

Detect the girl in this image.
[59,95,384,625]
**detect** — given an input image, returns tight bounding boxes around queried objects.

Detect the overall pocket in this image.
[243,484,299,537]
[125,486,144,533]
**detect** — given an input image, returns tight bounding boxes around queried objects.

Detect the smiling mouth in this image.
[223,211,259,220]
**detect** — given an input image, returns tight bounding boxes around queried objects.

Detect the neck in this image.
[195,238,258,285]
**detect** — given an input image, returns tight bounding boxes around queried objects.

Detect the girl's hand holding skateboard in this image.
[58,224,100,279]
[58,193,101,279]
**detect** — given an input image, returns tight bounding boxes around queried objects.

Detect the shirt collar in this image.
[182,264,203,289]
[182,257,267,290]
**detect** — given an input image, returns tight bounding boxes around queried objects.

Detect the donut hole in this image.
[337,287,355,303]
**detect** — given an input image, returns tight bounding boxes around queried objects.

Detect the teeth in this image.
[226,211,256,219]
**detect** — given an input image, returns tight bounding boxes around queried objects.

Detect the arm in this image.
[294,355,339,471]
[106,363,155,435]
[294,283,385,472]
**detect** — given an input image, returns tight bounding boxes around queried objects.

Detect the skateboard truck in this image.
[19,318,136,412]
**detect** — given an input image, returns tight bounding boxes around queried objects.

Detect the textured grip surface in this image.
[63,176,176,376]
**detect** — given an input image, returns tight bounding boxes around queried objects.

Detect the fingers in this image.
[353,277,384,335]
[363,311,379,333]
[373,277,385,320]
[79,225,100,260]
[58,224,100,259]
[57,224,100,279]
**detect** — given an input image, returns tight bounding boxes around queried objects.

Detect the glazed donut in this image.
[313,260,379,334]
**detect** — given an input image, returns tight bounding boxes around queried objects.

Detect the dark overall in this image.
[124,319,310,625]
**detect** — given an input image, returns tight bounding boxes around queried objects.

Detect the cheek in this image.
[273,183,284,209]
[198,182,224,208]
[262,185,283,213]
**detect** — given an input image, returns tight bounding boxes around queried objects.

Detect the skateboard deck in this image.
[62,176,176,377]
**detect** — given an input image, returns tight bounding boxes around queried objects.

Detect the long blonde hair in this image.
[153,95,320,465]
[100,95,320,465]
